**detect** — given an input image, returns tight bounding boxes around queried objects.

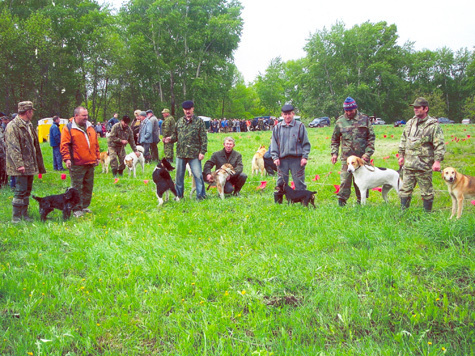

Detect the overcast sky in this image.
[106,0,475,83]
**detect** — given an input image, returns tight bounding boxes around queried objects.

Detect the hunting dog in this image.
[251,145,267,176]
[190,164,236,199]
[152,158,179,206]
[100,151,111,174]
[442,167,475,219]
[124,145,145,178]
[346,155,400,205]
[32,187,80,221]
[275,181,317,208]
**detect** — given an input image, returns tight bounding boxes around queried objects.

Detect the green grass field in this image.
[1,125,474,355]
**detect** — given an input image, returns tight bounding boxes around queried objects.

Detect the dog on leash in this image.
[275,181,317,208]
[251,145,267,176]
[346,155,400,205]
[152,158,179,206]
[442,167,475,219]
[124,146,145,178]
[32,187,81,221]
[100,151,110,174]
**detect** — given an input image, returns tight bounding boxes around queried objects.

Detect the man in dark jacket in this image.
[5,101,46,222]
[203,136,247,196]
[49,116,64,171]
[107,115,139,177]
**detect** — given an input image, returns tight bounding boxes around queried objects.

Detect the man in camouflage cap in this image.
[398,97,445,212]
[161,108,175,163]
[331,97,375,206]
[163,100,207,200]
[5,101,46,222]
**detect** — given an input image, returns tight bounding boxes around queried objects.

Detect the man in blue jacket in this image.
[49,116,64,171]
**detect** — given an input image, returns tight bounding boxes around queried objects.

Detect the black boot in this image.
[338,198,346,207]
[400,197,411,210]
[112,169,118,178]
[274,192,283,204]
[11,199,22,223]
[423,199,433,213]
[118,169,124,177]
[21,198,33,222]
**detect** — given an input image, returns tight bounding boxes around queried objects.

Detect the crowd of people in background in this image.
[209,117,277,133]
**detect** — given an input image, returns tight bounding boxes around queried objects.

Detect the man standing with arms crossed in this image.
[331,97,375,206]
[164,100,207,200]
[60,106,100,217]
[6,101,46,223]
[398,97,445,212]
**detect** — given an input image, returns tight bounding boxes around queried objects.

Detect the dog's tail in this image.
[32,195,41,202]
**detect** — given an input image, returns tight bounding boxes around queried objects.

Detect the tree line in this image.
[1,0,474,123]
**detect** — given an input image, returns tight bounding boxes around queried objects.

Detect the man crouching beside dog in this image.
[203,137,247,197]
[271,104,311,204]
[107,115,141,177]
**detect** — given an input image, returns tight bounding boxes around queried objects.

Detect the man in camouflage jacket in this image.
[331,97,375,206]
[398,97,445,212]
[164,100,207,200]
[161,108,175,163]
[5,101,46,222]
[107,115,139,177]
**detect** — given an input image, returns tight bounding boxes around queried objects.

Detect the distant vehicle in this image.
[372,118,386,125]
[462,118,471,125]
[394,120,406,127]
[437,117,454,124]
[308,117,330,128]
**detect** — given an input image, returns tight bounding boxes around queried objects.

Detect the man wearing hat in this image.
[164,100,208,200]
[331,97,375,206]
[138,111,153,162]
[146,109,160,162]
[271,104,311,203]
[161,108,176,163]
[398,97,445,212]
[107,115,140,177]
[5,101,46,222]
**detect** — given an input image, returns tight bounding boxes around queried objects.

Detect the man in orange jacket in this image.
[60,106,100,217]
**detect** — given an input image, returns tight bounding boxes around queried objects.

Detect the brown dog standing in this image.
[442,167,475,219]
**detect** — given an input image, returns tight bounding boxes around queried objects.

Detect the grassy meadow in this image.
[1,124,474,355]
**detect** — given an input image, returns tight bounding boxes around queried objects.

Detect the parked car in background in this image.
[372,118,386,125]
[462,118,472,125]
[437,117,454,124]
[394,120,406,127]
[308,117,330,127]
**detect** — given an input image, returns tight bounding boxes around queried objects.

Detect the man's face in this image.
[345,109,357,119]
[120,120,129,128]
[413,106,428,119]
[163,112,169,118]
[24,109,34,121]
[75,109,88,125]
[282,111,294,123]
[139,115,146,121]
[223,140,235,153]
[183,107,194,119]
[114,113,118,119]
[146,112,152,118]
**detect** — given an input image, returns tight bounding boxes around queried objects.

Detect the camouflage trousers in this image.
[338,164,363,202]
[109,146,126,171]
[399,168,434,200]
[70,164,95,210]
[164,142,174,161]
[12,175,34,207]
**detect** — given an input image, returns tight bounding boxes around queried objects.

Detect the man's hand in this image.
[207,174,214,183]
[198,153,204,160]
[300,158,307,167]
[65,160,72,169]
[274,158,280,167]
[121,139,128,145]
[398,157,404,166]
[432,161,441,172]
[17,166,25,174]
[163,137,171,143]
[331,154,338,165]
[95,159,100,167]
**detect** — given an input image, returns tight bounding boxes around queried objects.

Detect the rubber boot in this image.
[274,192,283,204]
[118,169,124,177]
[423,199,433,213]
[21,198,33,222]
[112,169,118,178]
[11,203,22,224]
[400,197,411,210]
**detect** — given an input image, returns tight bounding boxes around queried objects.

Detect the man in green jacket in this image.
[398,97,445,212]
[161,108,175,163]
[107,115,139,177]
[331,97,375,206]
[5,101,46,223]
[203,136,247,196]
[164,100,207,200]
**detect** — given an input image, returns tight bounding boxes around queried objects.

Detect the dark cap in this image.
[410,97,429,107]
[18,101,36,112]
[146,109,153,114]
[182,100,194,109]
[281,104,294,112]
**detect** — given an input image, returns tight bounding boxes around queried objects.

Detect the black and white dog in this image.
[32,187,81,221]
[152,158,179,206]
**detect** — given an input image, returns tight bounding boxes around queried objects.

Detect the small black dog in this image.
[275,181,317,208]
[152,158,179,206]
[32,187,81,221]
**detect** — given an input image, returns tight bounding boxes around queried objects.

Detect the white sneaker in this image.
[73,210,84,218]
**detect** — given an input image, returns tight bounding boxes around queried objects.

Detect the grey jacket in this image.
[139,118,153,144]
[270,119,311,160]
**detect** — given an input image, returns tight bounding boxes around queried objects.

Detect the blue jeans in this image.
[52,146,63,170]
[175,158,206,199]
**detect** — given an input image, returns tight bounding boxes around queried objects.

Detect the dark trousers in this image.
[52,146,63,170]
[13,175,34,206]
[150,142,159,162]
[70,164,95,210]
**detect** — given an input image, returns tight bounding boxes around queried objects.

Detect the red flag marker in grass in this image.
[383,156,390,160]
[256,181,267,190]
[468,135,471,138]
[61,174,67,180]
[143,180,149,184]
[372,187,382,192]
[383,135,387,138]
[38,174,42,179]
[312,174,320,181]
[334,185,340,194]
[290,181,295,190]
[471,200,475,206]
[396,153,399,158]
[370,159,374,165]
[114,178,119,184]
